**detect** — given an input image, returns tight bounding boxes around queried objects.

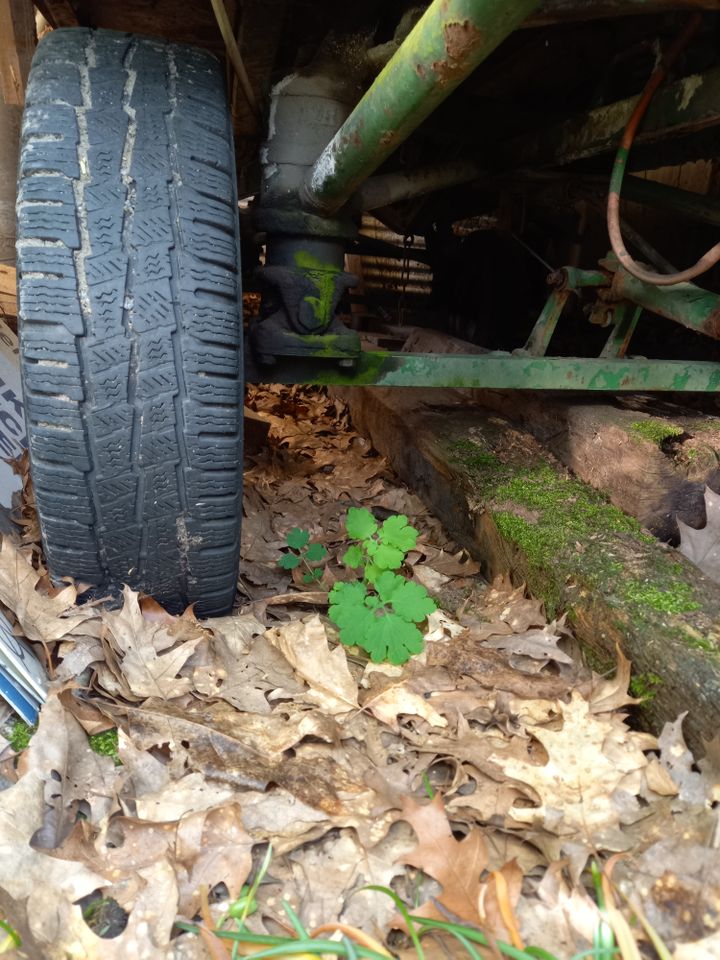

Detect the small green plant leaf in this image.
[374,543,404,570]
[329,580,367,608]
[331,604,375,649]
[305,542,328,562]
[345,507,377,540]
[364,614,425,664]
[374,570,406,604]
[278,553,301,570]
[302,572,313,584]
[286,528,310,550]
[390,580,437,622]
[364,538,378,557]
[341,544,363,568]
[364,595,381,610]
[380,514,418,552]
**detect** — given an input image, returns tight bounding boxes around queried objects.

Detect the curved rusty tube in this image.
[606,13,720,286]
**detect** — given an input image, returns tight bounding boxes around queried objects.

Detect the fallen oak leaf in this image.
[363,680,448,732]
[101,586,205,700]
[0,537,98,642]
[265,614,359,715]
[490,690,652,840]
[398,794,488,926]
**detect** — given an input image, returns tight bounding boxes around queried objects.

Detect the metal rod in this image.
[610,266,720,338]
[248,352,720,392]
[358,158,484,211]
[302,0,541,216]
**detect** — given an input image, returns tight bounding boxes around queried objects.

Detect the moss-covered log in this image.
[339,385,720,754]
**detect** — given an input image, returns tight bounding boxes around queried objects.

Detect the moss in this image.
[9,720,36,752]
[629,671,663,701]
[622,579,700,614]
[681,631,716,652]
[448,434,705,625]
[89,728,121,765]
[450,439,502,472]
[583,647,617,677]
[629,419,684,445]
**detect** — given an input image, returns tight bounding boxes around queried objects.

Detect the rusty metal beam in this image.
[501,65,720,170]
[302,0,541,217]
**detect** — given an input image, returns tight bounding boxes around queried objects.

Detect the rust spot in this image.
[702,307,720,339]
[430,20,484,83]
[416,62,426,80]
[621,376,631,387]
[379,131,395,146]
[341,130,363,150]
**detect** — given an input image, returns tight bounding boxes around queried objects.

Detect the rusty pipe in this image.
[301,0,541,217]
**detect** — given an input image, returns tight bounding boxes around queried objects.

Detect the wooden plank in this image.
[402,328,720,544]
[0,0,35,106]
[32,0,79,28]
[0,264,16,316]
[337,383,720,755]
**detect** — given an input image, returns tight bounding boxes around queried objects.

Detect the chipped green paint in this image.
[303,0,541,214]
[294,250,342,325]
[256,351,720,391]
[629,419,684,444]
[503,65,720,170]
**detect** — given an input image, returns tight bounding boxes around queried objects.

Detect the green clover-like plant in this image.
[278,527,328,584]
[330,508,436,664]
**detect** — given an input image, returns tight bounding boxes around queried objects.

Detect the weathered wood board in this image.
[337,384,720,754]
[0,265,16,318]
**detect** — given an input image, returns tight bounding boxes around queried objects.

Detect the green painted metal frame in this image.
[501,65,720,171]
[302,0,541,216]
[250,352,720,391]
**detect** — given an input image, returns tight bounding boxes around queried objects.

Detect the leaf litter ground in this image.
[0,385,718,958]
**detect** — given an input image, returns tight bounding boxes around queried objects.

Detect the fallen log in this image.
[337,383,720,754]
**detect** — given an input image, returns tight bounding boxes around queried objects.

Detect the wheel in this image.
[17,28,244,617]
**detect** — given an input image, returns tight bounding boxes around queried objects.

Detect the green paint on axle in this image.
[261,351,720,391]
[629,419,684,445]
[450,439,706,630]
[294,250,342,325]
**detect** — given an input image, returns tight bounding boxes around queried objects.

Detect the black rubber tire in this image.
[17,28,244,617]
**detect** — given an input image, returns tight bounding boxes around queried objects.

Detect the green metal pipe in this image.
[249,352,720,392]
[610,267,720,339]
[302,0,541,216]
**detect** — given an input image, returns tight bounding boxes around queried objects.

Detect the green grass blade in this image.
[363,885,425,960]
[281,900,309,939]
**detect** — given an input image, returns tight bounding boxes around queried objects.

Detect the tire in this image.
[17,28,244,617]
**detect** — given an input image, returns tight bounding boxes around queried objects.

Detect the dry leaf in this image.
[678,486,720,582]
[0,537,97,642]
[399,794,488,925]
[491,691,652,841]
[265,614,359,715]
[101,587,204,700]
